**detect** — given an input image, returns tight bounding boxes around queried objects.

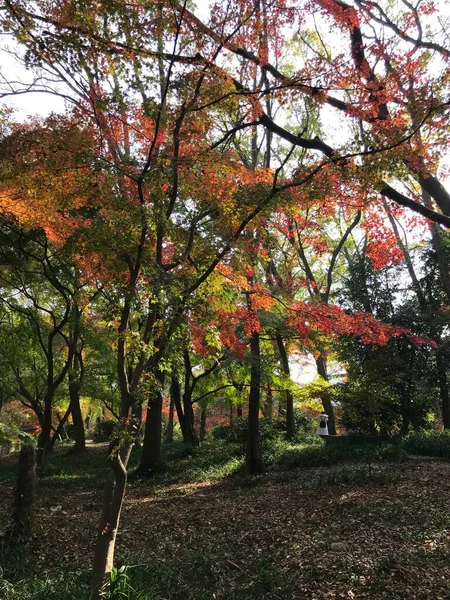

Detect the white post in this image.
[317,413,329,436]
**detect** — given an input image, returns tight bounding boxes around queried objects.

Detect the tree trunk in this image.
[172,377,186,433]
[199,407,207,442]
[430,225,450,304]
[436,353,450,429]
[182,387,200,447]
[11,444,36,538]
[276,333,295,439]
[237,404,243,418]
[400,348,414,435]
[247,327,263,474]
[171,377,199,445]
[182,351,200,447]
[263,386,273,421]
[69,352,85,453]
[47,404,71,453]
[138,372,164,475]
[164,393,174,444]
[132,400,143,449]
[315,355,337,435]
[229,403,233,426]
[90,444,129,600]
[37,392,53,462]
[56,412,69,440]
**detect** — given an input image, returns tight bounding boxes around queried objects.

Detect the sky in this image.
[0,0,211,120]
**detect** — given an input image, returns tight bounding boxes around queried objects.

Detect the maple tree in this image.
[1,0,450,595]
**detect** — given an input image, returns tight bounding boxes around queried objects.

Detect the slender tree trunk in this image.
[90,441,130,600]
[199,407,207,442]
[263,386,273,421]
[237,404,243,418]
[164,393,174,444]
[47,405,71,453]
[276,333,295,439]
[69,352,85,453]
[229,403,233,426]
[138,371,164,475]
[132,400,143,449]
[436,353,450,429]
[11,444,36,538]
[171,377,199,446]
[182,351,200,447]
[400,348,415,435]
[172,377,186,434]
[422,193,450,304]
[182,389,199,447]
[56,413,69,440]
[315,355,337,435]
[37,391,54,462]
[247,327,263,474]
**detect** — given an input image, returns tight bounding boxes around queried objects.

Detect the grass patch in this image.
[130,440,244,486]
[271,438,406,470]
[0,559,89,600]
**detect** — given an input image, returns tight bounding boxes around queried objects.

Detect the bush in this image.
[293,410,317,435]
[275,440,405,470]
[212,417,283,445]
[402,430,450,457]
[0,421,33,456]
[93,419,116,442]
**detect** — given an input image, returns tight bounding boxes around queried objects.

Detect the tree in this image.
[0,224,80,460]
[1,0,449,593]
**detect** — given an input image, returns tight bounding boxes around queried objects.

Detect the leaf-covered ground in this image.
[1,443,450,599]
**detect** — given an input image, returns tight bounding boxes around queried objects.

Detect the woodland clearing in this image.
[1,441,450,600]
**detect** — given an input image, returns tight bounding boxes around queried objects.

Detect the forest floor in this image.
[1,440,450,599]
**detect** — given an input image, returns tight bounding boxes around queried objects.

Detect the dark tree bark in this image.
[172,377,186,432]
[199,407,207,442]
[315,355,337,435]
[137,370,164,475]
[69,349,85,453]
[182,388,199,446]
[171,376,199,446]
[47,405,71,453]
[247,324,263,473]
[437,353,450,429]
[11,444,36,538]
[37,392,54,462]
[56,412,69,440]
[90,439,130,600]
[430,224,450,304]
[182,351,200,447]
[276,333,295,439]
[164,392,174,444]
[387,202,450,430]
[400,347,415,435]
[263,385,273,421]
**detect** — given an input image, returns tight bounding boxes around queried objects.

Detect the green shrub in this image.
[93,419,116,442]
[212,418,247,443]
[0,418,33,456]
[402,430,450,457]
[212,417,284,445]
[275,440,405,470]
